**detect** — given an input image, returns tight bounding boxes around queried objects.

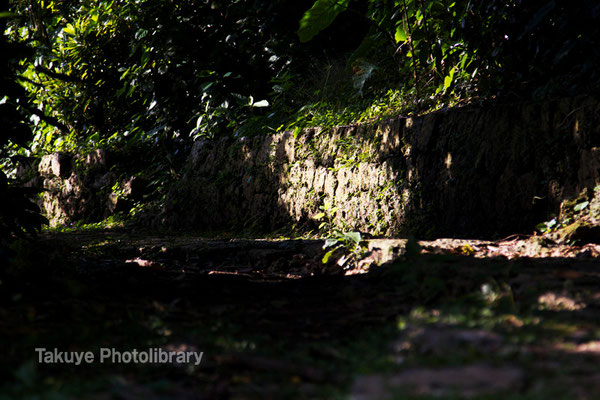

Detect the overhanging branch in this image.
[35,65,81,83]
[23,106,70,134]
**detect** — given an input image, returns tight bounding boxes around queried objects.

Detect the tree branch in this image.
[16,75,44,88]
[35,65,81,83]
[23,106,70,133]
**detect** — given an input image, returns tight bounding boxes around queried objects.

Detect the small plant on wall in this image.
[314,200,365,268]
[322,230,363,268]
[314,200,338,236]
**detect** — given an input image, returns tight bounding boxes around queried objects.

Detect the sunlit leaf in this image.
[63,24,76,36]
[298,0,350,42]
[443,66,456,90]
[322,247,338,263]
[574,201,589,212]
[252,100,269,108]
[394,25,408,43]
[343,231,361,245]
[323,238,338,249]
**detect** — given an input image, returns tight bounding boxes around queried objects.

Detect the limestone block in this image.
[42,176,62,192]
[378,119,401,156]
[302,164,315,187]
[40,192,68,227]
[39,152,72,178]
[287,165,301,186]
[313,166,327,193]
[275,130,295,163]
[85,148,109,168]
[356,163,370,190]
[323,171,338,198]
[335,167,351,199]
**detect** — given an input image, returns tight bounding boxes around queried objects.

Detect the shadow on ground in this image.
[1,231,600,399]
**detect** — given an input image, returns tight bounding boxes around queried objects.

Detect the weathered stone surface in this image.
[36,149,146,227]
[85,148,110,168]
[356,239,409,270]
[32,96,600,236]
[38,152,72,178]
[163,96,600,237]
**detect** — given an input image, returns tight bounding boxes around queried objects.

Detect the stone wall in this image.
[35,149,145,227]
[162,95,600,238]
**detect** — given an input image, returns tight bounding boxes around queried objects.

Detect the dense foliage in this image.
[7,0,599,153]
[300,0,600,108]
[2,0,599,235]
[7,0,326,151]
[0,9,46,248]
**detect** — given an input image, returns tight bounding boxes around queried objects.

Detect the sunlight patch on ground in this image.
[537,292,585,311]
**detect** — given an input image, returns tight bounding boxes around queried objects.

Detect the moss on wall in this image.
[162,95,600,238]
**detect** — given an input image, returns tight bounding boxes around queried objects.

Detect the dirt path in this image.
[1,231,600,399]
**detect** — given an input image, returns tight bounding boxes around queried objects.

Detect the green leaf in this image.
[323,238,339,249]
[63,24,76,36]
[443,66,456,90]
[443,75,452,90]
[574,201,589,212]
[343,231,361,244]
[293,126,302,139]
[394,25,408,43]
[298,0,350,43]
[322,246,338,263]
[88,132,99,144]
[314,212,326,220]
[252,99,269,108]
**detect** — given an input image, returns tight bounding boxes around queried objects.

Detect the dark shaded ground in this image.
[2,231,600,399]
